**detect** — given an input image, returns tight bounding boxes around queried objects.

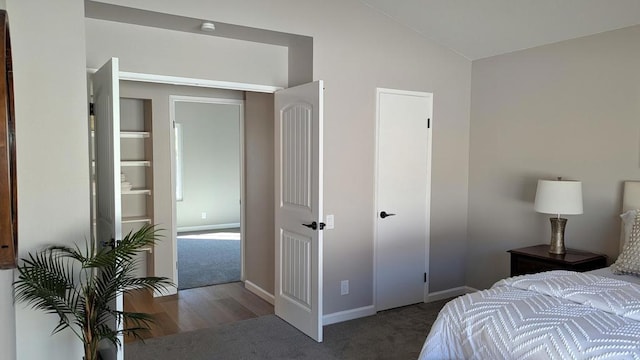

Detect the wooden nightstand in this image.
[508,245,607,277]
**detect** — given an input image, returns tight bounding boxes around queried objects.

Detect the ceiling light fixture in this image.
[200,22,216,32]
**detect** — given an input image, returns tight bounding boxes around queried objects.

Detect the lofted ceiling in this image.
[360,0,640,60]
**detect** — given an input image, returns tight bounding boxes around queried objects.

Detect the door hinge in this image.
[424,272,427,283]
[89,102,95,116]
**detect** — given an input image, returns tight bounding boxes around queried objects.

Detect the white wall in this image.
[468,25,640,290]
[87,0,472,315]
[175,101,241,230]
[6,0,90,359]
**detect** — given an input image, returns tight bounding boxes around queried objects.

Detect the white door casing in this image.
[169,95,246,288]
[375,88,432,312]
[93,57,124,360]
[274,81,324,342]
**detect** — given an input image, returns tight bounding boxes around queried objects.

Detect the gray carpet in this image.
[125,298,451,360]
[178,236,241,290]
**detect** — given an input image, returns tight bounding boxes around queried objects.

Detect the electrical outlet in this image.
[201,212,207,219]
[340,280,349,295]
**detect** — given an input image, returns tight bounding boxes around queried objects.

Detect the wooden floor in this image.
[123,282,274,342]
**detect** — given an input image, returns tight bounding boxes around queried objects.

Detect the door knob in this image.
[302,221,326,230]
[302,221,318,230]
[380,211,396,219]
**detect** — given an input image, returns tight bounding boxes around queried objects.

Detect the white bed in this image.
[419,181,640,360]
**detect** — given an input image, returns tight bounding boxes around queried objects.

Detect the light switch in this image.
[326,214,334,229]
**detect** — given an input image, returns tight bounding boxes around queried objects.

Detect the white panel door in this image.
[274,81,323,342]
[93,57,123,360]
[375,88,432,311]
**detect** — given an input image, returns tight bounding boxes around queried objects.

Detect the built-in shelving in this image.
[120,98,154,277]
[122,189,151,195]
[120,131,150,139]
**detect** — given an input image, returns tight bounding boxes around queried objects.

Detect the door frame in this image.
[89,67,283,296]
[373,87,433,310]
[169,95,246,286]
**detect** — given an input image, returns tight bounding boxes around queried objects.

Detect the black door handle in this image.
[302,221,326,230]
[101,238,120,249]
[303,221,318,230]
[380,211,396,219]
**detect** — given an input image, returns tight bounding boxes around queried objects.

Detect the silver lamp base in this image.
[548,217,567,255]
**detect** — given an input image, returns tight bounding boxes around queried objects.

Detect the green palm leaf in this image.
[13,224,173,360]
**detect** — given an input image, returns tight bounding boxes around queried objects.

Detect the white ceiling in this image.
[360,0,640,60]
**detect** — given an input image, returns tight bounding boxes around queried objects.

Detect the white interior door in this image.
[274,81,324,342]
[93,57,124,360]
[375,88,432,312]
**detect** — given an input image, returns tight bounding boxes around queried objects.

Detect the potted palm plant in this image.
[13,224,172,360]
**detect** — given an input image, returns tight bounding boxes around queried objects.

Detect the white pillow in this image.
[612,210,640,276]
[620,209,637,247]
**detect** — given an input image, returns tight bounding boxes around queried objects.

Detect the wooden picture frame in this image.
[0,10,17,269]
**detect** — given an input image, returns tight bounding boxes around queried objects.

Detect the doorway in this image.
[170,96,244,290]
[375,88,433,311]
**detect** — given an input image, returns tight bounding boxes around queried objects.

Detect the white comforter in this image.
[419,271,640,360]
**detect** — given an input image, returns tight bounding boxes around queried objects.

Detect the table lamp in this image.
[534,178,583,255]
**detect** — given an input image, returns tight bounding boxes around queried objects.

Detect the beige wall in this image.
[85,18,288,87]
[1,1,472,358]
[244,92,275,294]
[468,25,640,290]
[93,0,472,314]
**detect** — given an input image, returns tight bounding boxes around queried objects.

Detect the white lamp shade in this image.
[534,179,583,215]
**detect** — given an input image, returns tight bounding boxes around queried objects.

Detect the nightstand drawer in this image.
[513,256,566,275]
[508,245,607,277]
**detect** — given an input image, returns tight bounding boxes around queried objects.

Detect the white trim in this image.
[176,223,241,233]
[174,123,184,201]
[87,68,282,94]
[239,107,246,282]
[322,305,376,326]
[425,286,478,303]
[170,95,246,288]
[373,88,434,311]
[244,280,275,305]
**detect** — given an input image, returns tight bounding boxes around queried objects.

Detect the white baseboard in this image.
[426,286,477,302]
[177,223,240,233]
[322,305,376,326]
[242,282,474,326]
[244,280,275,305]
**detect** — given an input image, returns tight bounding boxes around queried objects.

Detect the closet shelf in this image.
[122,216,152,224]
[121,189,151,195]
[121,160,151,167]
